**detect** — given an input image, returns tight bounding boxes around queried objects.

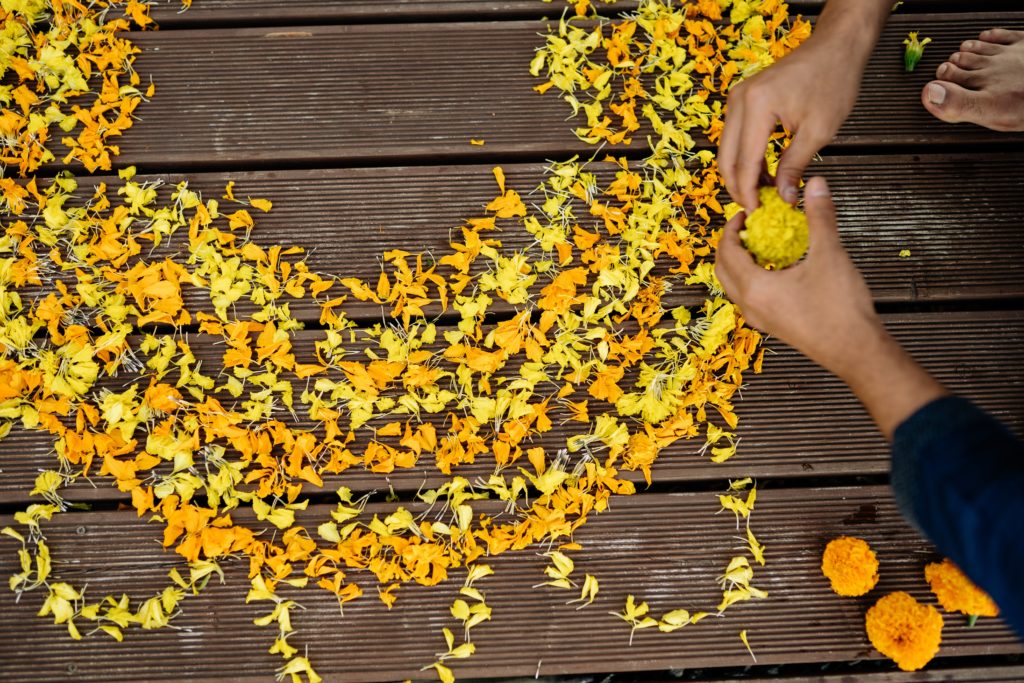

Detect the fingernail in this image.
[806,177,830,198]
[780,186,798,203]
[927,83,946,105]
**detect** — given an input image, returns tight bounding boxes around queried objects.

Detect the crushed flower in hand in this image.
[741,187,809,269]
[821,536,879,597]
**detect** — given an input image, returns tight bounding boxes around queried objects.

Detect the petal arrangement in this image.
[8,2,955,682]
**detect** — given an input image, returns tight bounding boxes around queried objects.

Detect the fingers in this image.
[774,130,822,205]
[715,211,776,334]
[735,109,779,211]
[713,212,752,298]
[718,91,744,206]
[803,176,841,255]
[721,83,778,212]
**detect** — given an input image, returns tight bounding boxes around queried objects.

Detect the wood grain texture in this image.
[3,0,1023,681]
[0,487,1020,682]
[145,0,1016,26]
[1,311,1021,504]
[148,0,645,24]
[86,13,1024,172]
[697,663,1024,683]
[37,152,1024,328]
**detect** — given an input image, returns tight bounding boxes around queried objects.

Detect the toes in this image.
[922,80,988,125]
[950,51,989,70]
[960,38,1002,56]
[936,62,984,89]
[978,28,1024,45]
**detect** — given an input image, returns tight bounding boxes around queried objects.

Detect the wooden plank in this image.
[0,487,1020,682]
[188,153,1024,304]
[147,0,645,24]
[699,663,1024,683]
[96,13,1024,171]
[32,152,1024,325]
[1,311,1021,504]
[821,154,1024,303]
[145,0,1016,26]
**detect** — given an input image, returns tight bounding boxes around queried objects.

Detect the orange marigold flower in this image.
[865,592,943,671]
[925,558,999,619]
[821,536,879,597]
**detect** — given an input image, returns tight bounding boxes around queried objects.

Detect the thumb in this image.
[803,176,841,255]
[775,131,820,205]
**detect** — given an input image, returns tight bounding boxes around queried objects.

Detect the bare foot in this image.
[921,28,1024,132]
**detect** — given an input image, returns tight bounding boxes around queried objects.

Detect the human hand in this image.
[718,31,867,211]
[714,176,947,439]
[714,177,882,380]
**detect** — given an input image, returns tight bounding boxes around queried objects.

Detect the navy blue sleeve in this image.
[891,395,1024,637]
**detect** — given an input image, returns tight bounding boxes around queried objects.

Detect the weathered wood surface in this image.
[698,663,1024,683]
[146,0,1018,26]
[42,152,1024,327]
[1,311,1021,504]
[4,0,1024,680]
[0,487,1020,683]
[81,13,1024,172]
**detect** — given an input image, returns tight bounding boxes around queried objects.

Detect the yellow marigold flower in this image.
[866,592,943,671]
[740,187,809,269]
[925,558,999,619]
[821,536,879,597]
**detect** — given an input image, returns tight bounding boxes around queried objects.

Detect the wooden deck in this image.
[2,1,1023,681]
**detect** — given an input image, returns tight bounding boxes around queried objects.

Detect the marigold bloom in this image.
[821,536,879,596]
[925,558,999,618]
[741,187,809,269]
[865,592,943,671]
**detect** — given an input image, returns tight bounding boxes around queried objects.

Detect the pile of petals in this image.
[0,0,166,174]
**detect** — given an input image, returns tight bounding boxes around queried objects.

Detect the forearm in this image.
[813,0,891,65]
[829,320,947,441]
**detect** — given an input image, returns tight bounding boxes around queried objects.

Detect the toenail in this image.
[964,41,975,50]
[937,63,948,76]
[927,83,947,105]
